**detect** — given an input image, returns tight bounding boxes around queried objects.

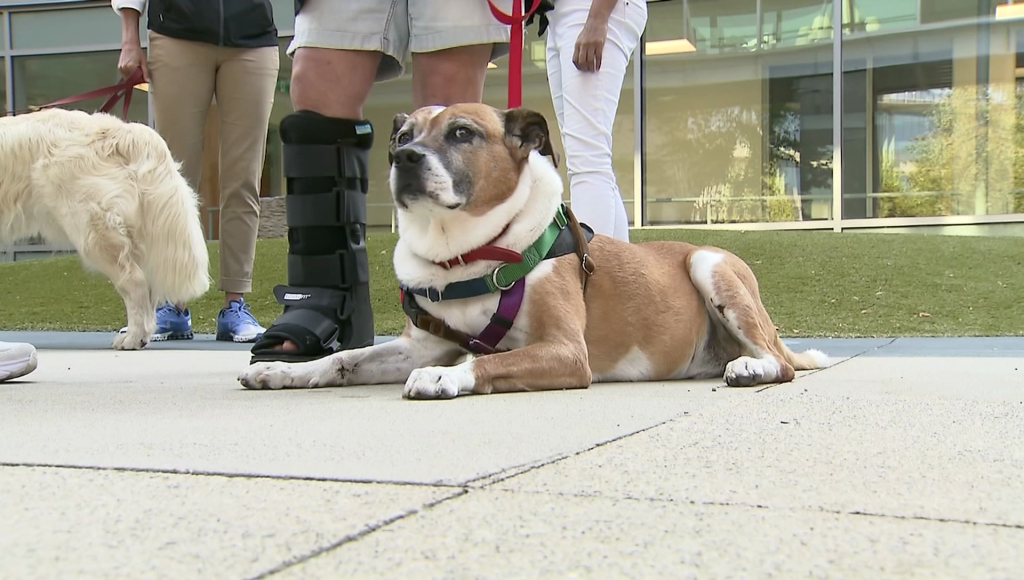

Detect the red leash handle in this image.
[488,0,543,109]
[34,67,146,121]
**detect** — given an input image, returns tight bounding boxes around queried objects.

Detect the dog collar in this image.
[435,223,522,269]
[401,205,570,302]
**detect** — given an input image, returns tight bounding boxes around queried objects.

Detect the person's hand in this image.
[573,19,609,72]
[118,42,150,82]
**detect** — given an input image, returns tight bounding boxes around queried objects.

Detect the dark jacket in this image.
[148,0,278,49]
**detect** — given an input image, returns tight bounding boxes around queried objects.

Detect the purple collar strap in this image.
[463,278,526,355]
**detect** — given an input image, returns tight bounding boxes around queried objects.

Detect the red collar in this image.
[435,223,523,269]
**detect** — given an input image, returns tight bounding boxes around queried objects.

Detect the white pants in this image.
[545,0,647,242]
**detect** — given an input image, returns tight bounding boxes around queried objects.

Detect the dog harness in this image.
[400,204,596,355]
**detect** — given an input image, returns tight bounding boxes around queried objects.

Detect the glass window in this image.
[269,0,295,35]
[644,0,834,225]
[842,2,1024,219]
[10,6,145,52]
[12,51,149,124]
[1,60,6,116]
[839,0,917,36]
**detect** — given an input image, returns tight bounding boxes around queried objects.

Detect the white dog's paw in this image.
[403,365,475,400]
[113,330,148,351]
[724,356,780,387]
[238,361,322,390]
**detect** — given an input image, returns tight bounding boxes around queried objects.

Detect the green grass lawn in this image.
[1,229,1021,338]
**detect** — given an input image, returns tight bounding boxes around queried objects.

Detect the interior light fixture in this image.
[996,3,1024,20]
[645,38,697,55]
[487,62,498,69]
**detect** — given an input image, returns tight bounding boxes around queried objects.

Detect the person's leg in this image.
[144,31,217,339]
[0,342,37,382]
[250,0,408,362]
[546,0,646,242]
[546,22,567,134]
[212,43,280,342]
[411,45,493,107]
[408,0,511,107]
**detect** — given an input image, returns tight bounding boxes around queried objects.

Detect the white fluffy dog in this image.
[0,108,210,350]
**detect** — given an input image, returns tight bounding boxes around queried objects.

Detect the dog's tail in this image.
[775,336,831,371]
[106,122,211,304]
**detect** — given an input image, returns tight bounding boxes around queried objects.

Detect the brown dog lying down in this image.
[238,104,829,398]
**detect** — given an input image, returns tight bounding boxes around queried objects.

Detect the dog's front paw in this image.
[113,331,148,351]
[724,356,780,387]
[403,365,475,400]
[238,361,320,390]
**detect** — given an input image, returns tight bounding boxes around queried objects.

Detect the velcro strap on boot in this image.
[287,250,370,289]
[285,188,367,228]
[263,308,341,352]
[283,143,368,180]
[272,284,352,315]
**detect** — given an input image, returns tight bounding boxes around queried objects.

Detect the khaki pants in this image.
[147,31,280,295]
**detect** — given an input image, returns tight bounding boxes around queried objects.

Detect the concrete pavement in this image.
[1,335,1022,579]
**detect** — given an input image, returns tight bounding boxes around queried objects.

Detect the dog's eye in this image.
[396,131,413,146]
[450,126,474,142]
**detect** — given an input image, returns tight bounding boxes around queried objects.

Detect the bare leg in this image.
[411,44,493,107]
[290,48,381,118]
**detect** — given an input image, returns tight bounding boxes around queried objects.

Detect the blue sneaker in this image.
[152,302,194,341]
[217,299,266,343]
[117,302,193,341]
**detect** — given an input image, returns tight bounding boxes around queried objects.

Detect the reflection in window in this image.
[842,11,1024,219]
[644,0,833,224]
[12,51,149,124]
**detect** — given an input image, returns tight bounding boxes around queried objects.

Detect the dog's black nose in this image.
[393,147,424,166]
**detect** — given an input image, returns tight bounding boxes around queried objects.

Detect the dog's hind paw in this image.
[238,362,319,390]
[724,356,781,387]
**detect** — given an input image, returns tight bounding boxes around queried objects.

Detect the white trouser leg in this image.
[546,0,646,242]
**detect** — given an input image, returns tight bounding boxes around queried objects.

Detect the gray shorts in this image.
[288,0,514,82]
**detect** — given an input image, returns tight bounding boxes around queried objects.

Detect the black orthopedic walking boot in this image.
[250,111,375,363]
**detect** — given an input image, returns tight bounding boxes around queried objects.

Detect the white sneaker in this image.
[0,341,38,382]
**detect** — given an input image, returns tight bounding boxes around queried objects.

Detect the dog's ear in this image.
[504,108,557,167]
[388,112,410,166]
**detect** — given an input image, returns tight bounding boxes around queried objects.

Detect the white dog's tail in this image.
[776,337,831,371]
[105,122,211,304]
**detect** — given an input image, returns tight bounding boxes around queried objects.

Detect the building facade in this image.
[2,0,1023,248]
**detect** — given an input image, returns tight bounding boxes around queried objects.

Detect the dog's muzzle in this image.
[391,146,429,207]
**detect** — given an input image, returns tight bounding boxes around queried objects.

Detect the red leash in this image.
[4,68,145,120]
[489,0,543,108]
